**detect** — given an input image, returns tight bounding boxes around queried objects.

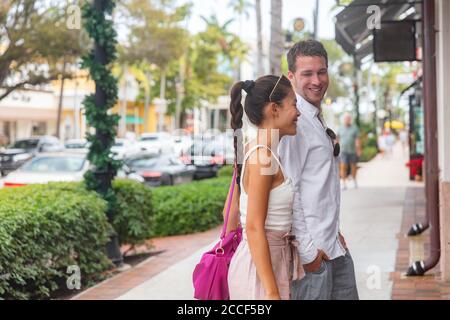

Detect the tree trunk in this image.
[270,0,283,75]
[143,71,151,132]
[158,68,167,132]
[255,0,264,77]
[119,65,128,137]
[56,56,67,139]
[175,57,185,129]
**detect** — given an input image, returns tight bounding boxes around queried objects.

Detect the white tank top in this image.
[239,144,295,231]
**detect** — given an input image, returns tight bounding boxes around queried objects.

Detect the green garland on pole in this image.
[81,0,121,212]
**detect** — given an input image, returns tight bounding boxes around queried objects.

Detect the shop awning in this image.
[335,0,422,67]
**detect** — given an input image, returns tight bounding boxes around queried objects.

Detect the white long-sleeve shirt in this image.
[278,94,346,264]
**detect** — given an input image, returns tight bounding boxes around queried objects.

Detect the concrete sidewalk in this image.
[114,142,420,300]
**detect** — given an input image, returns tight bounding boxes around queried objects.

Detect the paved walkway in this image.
[74,142,421,300]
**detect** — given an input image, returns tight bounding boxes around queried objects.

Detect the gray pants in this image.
[291,249,359,300]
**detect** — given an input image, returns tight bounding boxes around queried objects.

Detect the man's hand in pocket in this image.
[303,249,329,273]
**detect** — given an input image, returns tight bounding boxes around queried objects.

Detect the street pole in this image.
[353,56,361,127]
[313,0,319,40]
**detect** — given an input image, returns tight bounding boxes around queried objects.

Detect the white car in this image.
[3,152,143,187]
[137,132,175,155]
[111,138,143,160]
[172,135,193,156]
[65,139,90,151]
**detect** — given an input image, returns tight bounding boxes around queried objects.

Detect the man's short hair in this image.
[287,39,328,72]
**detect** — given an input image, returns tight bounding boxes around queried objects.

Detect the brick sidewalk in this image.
[71,226,221,300]
[391,186,450,300]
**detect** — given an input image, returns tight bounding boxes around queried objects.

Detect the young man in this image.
[338,113,361,190]
[278,40,359,300]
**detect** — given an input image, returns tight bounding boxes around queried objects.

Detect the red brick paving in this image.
[71,226,221,300]
[391,186,450,300]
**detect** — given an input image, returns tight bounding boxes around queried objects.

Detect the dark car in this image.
[125,152,196,187]
[0,136,64,176]
[202,136,235,165]
[180,139,220,179]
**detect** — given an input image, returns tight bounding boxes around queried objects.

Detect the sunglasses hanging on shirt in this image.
[325,128,340,157]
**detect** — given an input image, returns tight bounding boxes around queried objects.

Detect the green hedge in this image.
[0,176,231,299]
[150,177,230,237]
[26,180,154,248]
[111,179,153,246]
[360,146,378,162]
[0,183,112,299]
[218,165,234,177]
[359,135,378,162]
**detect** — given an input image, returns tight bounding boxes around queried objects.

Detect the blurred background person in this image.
[337,113,361,190]
[384,128,395,158]
[399,128,409,156]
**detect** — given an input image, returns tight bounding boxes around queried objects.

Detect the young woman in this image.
[225,75,304,300]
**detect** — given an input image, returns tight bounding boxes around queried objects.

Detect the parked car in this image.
[0,136,64,176]
[180,138,219,179]
[65,139,90,151]
[2,152,143,187]
[138,132,175,154]
[172,134,193,156]
[202,135,235,165]
[124,152,196,187]
[111,138,143,160]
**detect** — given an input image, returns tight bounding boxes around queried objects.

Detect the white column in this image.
[436,0,450,281]
[214,108,220,130]
[16,120,32,139]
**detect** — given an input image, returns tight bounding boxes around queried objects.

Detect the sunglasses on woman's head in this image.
[326,128,340,157]
[269,74,285,102]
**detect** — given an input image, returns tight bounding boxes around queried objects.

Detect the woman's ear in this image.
[271,102,280,118]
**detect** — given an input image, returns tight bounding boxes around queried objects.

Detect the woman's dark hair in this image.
[229,75,292,187]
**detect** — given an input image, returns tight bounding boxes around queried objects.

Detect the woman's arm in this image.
[222,180,240,235]
[245,149,280,300]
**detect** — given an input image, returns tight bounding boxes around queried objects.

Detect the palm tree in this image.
[270,0,283,75]
[229,0,252,30]
[255,0,264,77]
[228,0,253,80]
[200,14,248,80]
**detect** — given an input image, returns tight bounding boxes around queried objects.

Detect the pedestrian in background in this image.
[337,113,361,190]
[399,128,409,156]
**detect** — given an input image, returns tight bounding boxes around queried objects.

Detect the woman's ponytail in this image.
[230,81,245,187]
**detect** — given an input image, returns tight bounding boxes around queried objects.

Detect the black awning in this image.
[335,0,422,66]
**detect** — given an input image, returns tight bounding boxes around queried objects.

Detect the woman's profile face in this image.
[275,89,300,136]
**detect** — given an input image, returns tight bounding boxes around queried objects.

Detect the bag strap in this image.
[220,167,237,239]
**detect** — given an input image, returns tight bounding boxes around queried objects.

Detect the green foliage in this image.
[0,175,232,298]
[111,179,153,246]
[360,146,378,162]
[358,120,379,162]
[150,177,230,237]
[218,165,234,178]
[81,0,121,204]
[0,1,87,101]
[29,180,154,247]
[0,183,112,300]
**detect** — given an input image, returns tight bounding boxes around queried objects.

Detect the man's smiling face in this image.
[288,55,329,108]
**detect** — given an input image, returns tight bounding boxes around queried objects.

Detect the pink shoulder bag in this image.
[192,168,242,300]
